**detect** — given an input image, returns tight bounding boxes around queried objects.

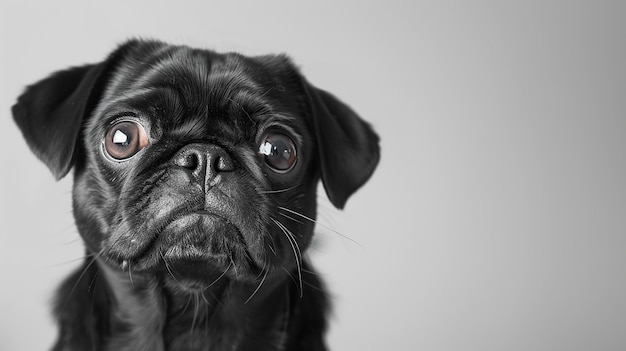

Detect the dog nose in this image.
[172,143,235,187]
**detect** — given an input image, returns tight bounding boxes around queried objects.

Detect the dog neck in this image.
[98,259,166,350]
[96,258,291,351]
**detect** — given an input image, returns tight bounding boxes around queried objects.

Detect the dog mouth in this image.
[106,207,264,283]
[158,210,243,257]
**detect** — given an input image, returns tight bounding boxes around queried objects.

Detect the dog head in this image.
[12,39,379,289]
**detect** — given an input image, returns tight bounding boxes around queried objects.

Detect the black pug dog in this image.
[12,39,379,351]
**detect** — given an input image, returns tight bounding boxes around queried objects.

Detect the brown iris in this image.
[259,133,298,173]
[104,121,149,160]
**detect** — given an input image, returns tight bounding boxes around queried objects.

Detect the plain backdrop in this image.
[1,1,625,350]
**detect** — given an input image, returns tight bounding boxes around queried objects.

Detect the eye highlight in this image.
[103,120,149,160]
[259,133,298,173]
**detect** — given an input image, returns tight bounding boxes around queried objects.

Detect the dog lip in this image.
[121,210,245,268]
[156,211,263,279]
[177,209,237,228]
[159,209,239,236]
[113,207,237,261]
[154,206,228,232]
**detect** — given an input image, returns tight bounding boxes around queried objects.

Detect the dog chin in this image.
[105,211,264,284]
[161,259,234,293]
[159,213,261,280]
[159,212,243,257]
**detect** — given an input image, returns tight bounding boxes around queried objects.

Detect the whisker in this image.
[303,279,326,293]
[61,236,84,246]
[204,287,222,306]
[63,252,100,309]
[87,269,100,293]
[301,267,323,275]
[278,212,304,225]
[267,232,278,256]
[229,256,238,280]
[181,294,193,316]
[205,261,232,289]
[281,266,299,287]
[271,218,303,298]
[245,266,269,304]
[200,290,210,306]
[278,206,363,248]
[267,244,277,256]
[259,184,300,194]
[128,261,134,288]
[190,292,200,337]
[160,250,179,283]
[254,262,266,281]
[48,252,98,268]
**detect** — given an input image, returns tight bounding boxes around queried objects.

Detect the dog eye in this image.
[259,133,297,173]
[104,121,149,160]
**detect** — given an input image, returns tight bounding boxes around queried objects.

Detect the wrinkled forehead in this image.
[92,44,298,143]
[104,45,260,106]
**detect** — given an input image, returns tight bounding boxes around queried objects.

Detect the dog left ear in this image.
[12,62,110,180]
[302,81,380,209]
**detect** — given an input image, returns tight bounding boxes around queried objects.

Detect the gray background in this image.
[1,1,625,350]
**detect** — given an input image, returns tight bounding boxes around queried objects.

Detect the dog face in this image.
[13,39,379,290]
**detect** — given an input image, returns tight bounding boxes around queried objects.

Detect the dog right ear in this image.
[10,38,152,180]
[12,61,111,180]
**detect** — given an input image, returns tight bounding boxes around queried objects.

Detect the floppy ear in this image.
[11,61,111,180]
[302,81,380,209]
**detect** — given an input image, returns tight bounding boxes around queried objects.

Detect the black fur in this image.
[12,39,379,351]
